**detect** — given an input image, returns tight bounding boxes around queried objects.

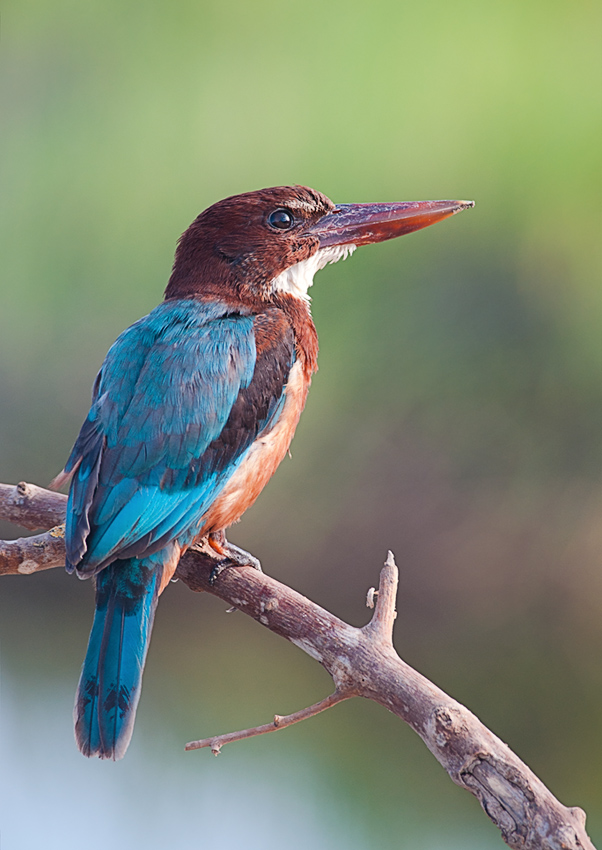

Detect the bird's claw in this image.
[208,554,262,585]
[208,560,229,585]
[206,533,262,585]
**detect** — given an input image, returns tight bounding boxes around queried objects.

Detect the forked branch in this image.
[0,481,596,850]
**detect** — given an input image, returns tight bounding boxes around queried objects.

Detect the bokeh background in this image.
[1,0,601,847]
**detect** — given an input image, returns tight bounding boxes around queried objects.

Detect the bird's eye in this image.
[268,209,294,230]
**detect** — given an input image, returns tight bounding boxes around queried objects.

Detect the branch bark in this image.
[0,481,596,850]
[0,481,68,531]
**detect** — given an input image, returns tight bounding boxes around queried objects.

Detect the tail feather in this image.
[75,558,161,760]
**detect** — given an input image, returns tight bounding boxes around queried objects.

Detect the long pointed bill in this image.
[310,199,474,248]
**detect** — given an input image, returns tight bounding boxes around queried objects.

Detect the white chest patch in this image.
[269,244,356,302]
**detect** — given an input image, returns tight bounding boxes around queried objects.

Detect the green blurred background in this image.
[1,0,601,847]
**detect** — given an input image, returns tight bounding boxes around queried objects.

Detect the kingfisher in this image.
[52,185,473,759]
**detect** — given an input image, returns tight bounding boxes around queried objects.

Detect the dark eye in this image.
[268,208,294,230]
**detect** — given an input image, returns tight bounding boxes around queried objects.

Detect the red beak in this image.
[310,199,474,247]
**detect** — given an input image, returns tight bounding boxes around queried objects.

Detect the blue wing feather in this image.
[65,299,294,575]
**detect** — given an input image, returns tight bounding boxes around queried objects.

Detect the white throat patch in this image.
[269,244,356,302]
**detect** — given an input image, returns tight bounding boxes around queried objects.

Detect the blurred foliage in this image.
[1,0,601,847]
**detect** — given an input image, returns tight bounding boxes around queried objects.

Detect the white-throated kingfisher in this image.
[53,185,473,759]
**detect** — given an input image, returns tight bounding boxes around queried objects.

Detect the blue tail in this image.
[74,558,161,760]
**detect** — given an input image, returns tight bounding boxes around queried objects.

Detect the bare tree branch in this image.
[0,481,67,530]
[0,524,66,574]
[0,482,596,850]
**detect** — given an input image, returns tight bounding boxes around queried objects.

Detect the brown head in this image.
[165,184,474,306]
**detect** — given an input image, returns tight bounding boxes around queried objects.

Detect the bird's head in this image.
[165,185,473,305]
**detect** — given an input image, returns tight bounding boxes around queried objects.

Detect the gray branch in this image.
[0,481,68,530]
[0,481,596,850]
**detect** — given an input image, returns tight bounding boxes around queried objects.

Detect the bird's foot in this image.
[207,531,262,585]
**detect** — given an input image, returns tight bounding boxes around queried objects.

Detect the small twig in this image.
[185,690,351,755]
[363,549,397,641]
